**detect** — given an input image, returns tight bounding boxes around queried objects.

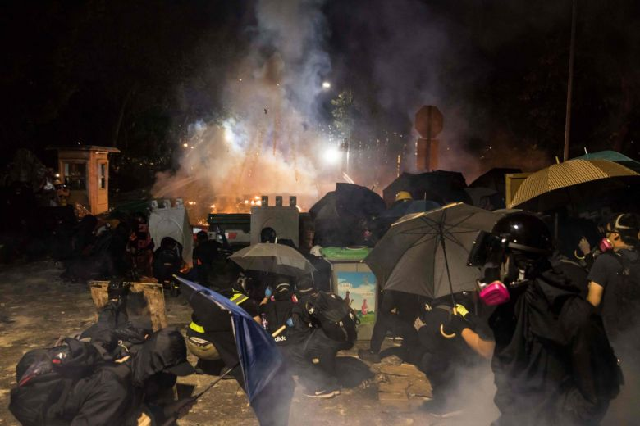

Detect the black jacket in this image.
[490,266,620,425]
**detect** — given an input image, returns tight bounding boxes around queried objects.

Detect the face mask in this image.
[600,237,613,252]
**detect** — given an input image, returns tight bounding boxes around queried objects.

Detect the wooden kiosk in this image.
[49,146,120,215]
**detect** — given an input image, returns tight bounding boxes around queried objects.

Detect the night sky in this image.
[2,0,640,185]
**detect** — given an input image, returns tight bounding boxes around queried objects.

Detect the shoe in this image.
[421,400,463,418]
[358,349,382,363]
[304,388,341,398]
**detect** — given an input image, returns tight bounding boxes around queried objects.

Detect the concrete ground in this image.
[0,261,498,425]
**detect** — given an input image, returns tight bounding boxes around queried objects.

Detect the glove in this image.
[444,314,471,335]
[265,287,273,298]
[286,318,294,327]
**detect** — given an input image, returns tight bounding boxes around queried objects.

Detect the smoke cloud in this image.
[153,0,333,219]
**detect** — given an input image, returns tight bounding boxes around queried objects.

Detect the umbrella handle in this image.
[440,324,456,339]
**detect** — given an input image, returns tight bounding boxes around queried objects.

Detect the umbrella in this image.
[174,276,282,402]
[383,170,470,207]
[365,203,505,301]
[470,168,522,193]
[229,242,315,277]
[573,150,640,173]
[309,183,385,247]
[509,159,640,211]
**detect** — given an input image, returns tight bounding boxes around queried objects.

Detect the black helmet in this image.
[468,212,551,267]
[260,227,277,243]
[492,212,552,256]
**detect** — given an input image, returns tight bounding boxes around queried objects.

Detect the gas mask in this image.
[600,237,613,252]
[469,231,530,306]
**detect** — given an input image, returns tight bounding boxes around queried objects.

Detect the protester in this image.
[127,212,154,279]
[586,213,640,425]
[292,278,357,398]
[9,326,194,426]
[414,294,494,417]
[469,212,621,425]
[153,237,183,295]
[192,230,220,287]
[358,289,422,364]
[181,276,294,425]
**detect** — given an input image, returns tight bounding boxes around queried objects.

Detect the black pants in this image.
[370,311,418,357]
[281,330,347,392]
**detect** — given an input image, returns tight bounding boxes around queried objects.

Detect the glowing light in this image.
[322,81,331,90]
[225,126,233,143]
[183,143,189,148]
[323,146,341,164]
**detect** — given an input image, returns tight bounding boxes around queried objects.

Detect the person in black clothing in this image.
[153,237,183,294]
[587,213,640,425]
[10,327,194,426]
[192,231,220,287]
[469,212,621,425]
[358,289,422,364]
[181,277,294,425]
[414,295,495,417]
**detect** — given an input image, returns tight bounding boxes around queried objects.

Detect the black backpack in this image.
[613,251,640,300]
[9,338,104,426]
[263,299,296,345]
[307,291,358,346]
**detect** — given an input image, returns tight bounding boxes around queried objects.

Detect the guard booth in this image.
[49,146,120,215]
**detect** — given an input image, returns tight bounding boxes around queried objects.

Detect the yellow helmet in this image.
[395,191,413,203]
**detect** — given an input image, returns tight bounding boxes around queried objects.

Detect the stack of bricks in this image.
[373,363,432,409]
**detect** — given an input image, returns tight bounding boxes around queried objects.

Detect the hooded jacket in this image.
[490,264,620,425]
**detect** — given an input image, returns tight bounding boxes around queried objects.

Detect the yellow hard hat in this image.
[395,191,413,202]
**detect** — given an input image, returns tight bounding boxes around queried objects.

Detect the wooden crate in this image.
[88,281,168,331]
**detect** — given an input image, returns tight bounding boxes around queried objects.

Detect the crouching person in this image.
[415,296,494,418]
[9,328,194,426]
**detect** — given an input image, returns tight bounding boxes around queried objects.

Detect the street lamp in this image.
[322,81,332,91]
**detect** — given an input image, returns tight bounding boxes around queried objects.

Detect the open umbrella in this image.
[382,171,470,207]
[509,159,640,211]
[365,203,505,301]
[229,242,315,277]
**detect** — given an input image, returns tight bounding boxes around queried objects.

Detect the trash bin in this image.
[321,247,377,341]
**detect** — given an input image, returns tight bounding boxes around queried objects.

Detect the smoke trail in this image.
[153,0,333,218]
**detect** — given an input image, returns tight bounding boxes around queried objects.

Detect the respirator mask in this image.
[468,231,531,306]
[600,237,613,253]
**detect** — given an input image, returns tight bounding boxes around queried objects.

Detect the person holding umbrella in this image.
[413,293,494,417]
[468,212,621,425]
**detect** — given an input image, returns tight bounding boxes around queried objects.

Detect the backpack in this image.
[613,251,640,300]
[307,291,358,346]
[9,338,104,426]
[263,299,296,345]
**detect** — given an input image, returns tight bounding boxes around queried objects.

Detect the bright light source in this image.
[183,143,188,148]
[323,146,341,164]
[322,81,331,90]
[224,126,233,143]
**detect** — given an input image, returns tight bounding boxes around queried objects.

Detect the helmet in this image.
[491,212,552,256]
[468,212,551,268]
[260,227,277,243]
[395,191,413,203]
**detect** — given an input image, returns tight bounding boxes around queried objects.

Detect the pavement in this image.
[0,261,498,425]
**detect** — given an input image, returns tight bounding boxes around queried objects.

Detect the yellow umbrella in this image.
[510,160,640,210]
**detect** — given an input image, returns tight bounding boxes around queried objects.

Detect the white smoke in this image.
[153,0,333,218]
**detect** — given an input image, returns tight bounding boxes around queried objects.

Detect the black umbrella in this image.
[382,171,470,207]
[365,203,504,302]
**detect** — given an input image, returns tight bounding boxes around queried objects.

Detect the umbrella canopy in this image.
[510,159,640,211]
[229,242,315,277]
[382,171,470,207]
[573,150,640,173]
[365,203,505,300]
[309,183,385,247]
[470,168,522,193]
